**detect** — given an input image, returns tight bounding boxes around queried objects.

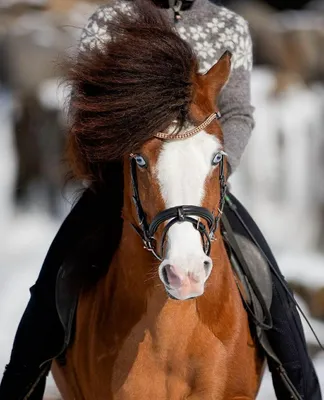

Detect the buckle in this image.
[177,206,185,222]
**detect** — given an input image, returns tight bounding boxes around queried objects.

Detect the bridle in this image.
[130,111,228,261]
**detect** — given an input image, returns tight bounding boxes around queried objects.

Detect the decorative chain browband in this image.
[155,111,221,141]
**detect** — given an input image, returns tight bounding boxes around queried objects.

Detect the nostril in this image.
[161,264,184,289]
[203,260,212,276]
[204,260,210,270]
[162,265,170,286]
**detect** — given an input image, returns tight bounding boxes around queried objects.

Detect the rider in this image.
[0,0,321,399]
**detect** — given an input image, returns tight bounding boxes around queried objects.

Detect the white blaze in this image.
[156,131,222,274]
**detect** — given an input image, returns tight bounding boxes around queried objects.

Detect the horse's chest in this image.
[71,293,259,399]
[109,310,227,399]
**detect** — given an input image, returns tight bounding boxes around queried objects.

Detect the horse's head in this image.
[126,52,231,300]
[67,0,231,300]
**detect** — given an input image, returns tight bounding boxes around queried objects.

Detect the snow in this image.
[278,252,324,289]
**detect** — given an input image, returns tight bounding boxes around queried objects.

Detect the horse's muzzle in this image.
[159,259,212,300]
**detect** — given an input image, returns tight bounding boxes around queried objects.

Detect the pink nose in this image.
[161,263,210,299]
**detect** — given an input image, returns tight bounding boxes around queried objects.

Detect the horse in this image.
[52,1,265,398]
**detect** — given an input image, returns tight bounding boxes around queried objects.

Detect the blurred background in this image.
[0,0,323,398]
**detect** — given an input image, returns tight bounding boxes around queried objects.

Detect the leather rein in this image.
[130,111,227,261]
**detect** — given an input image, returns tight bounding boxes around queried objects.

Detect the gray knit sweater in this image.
[79,0,254,171]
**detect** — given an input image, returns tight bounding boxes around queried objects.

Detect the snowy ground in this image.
[0,82,324,399]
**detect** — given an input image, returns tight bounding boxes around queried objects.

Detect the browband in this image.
[155,111,221,140]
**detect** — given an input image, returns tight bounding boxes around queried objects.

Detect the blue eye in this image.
[134,155,147,168]
[212,152,223,166]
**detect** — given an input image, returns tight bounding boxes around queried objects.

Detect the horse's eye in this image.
[212,152,223,166]
[134,155,147,168]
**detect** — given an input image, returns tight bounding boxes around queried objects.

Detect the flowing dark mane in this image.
[66,0,198,182]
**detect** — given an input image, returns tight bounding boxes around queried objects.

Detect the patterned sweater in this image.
[79,0,254,172]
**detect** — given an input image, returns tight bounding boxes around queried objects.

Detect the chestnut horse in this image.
[53,1,264,398]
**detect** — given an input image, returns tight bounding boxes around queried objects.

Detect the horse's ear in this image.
[202,51,232,98]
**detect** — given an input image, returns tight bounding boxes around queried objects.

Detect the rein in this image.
[130,111,227,261]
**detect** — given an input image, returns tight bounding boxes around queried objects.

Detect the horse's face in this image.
[128,52,231,300]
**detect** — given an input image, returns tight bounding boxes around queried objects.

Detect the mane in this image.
[66,0,198,183]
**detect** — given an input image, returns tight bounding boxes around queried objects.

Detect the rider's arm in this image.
[217,14,255,173]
